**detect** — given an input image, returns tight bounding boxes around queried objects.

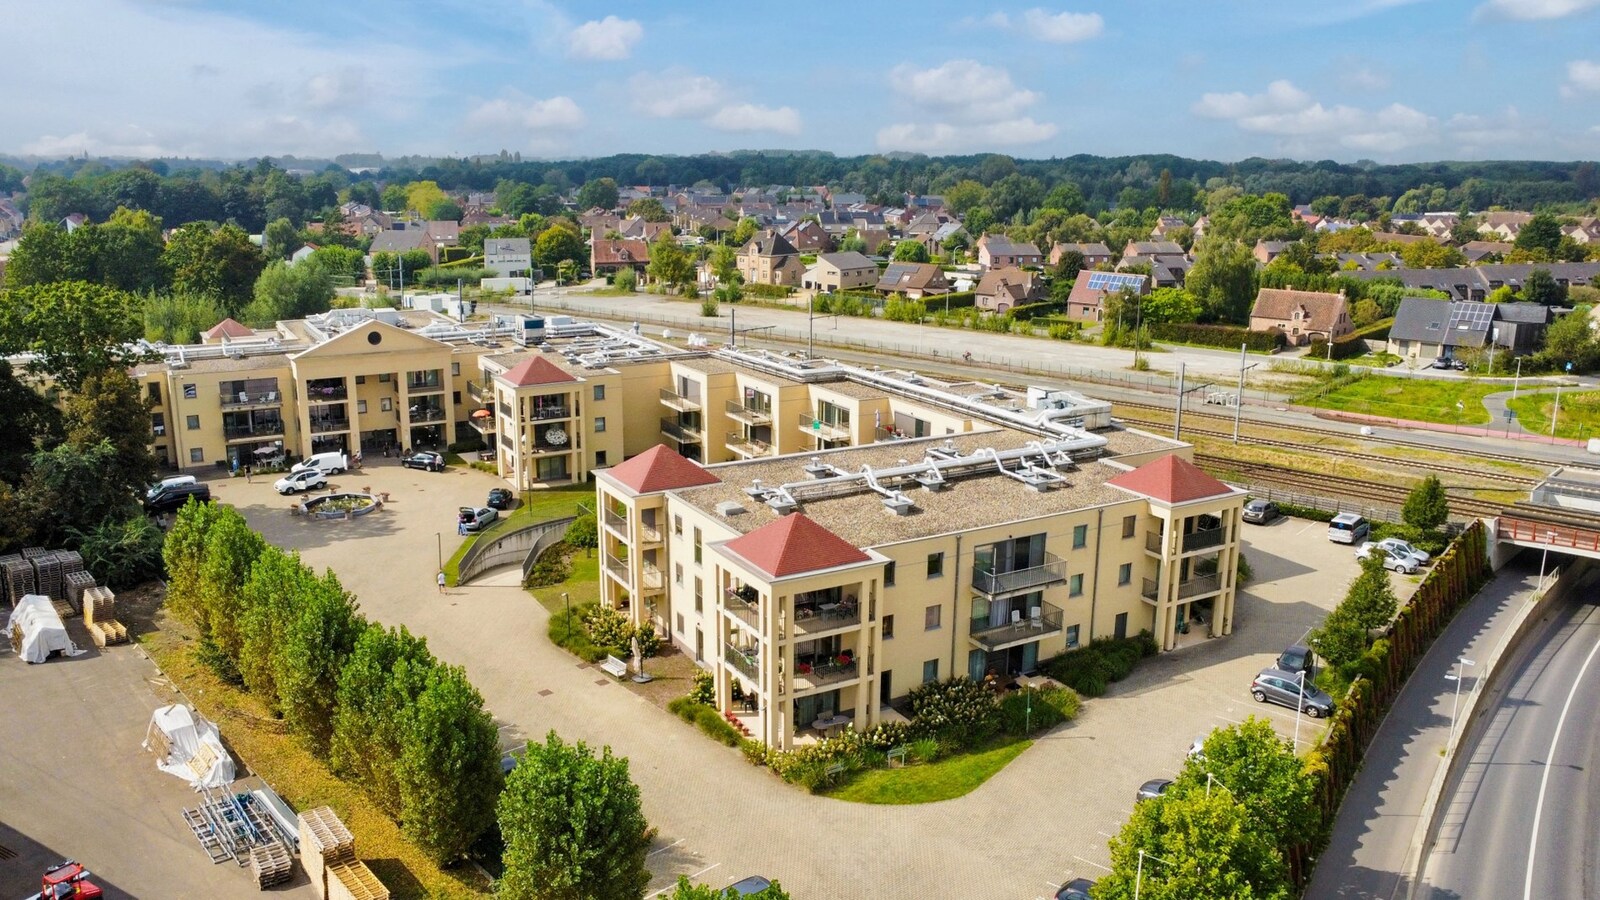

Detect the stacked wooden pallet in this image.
[83,587,127,647]
[64,572,96,608]
[56,549,84,576]
[248,843,293,888]
[297,807,387,900]
[31,551,63,601]
[1,555,33,608]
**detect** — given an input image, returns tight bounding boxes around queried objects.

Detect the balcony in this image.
[224,422,285,441]
[793,600,860,635]
[305,382,347,402]
[661,417,703,444]
[1182,526,1228,554]
[639,520,663,543]
[530,404,570,421]
[793,657,859,693]
[469,413,496,435]
[971,553,1068,599]
[1142,572,1224,603]
[724,588,762,630]
[797,413,850,441]
[602,508,629,536]
[969,600,1064,651]
[724,642,761,684]
[725,432,772,458]
[639,565,664,592]
[725,399,771,426]
[1146,532,1165,555]
[220,390,282,409]
[309,418,351,434]
[408,406,446,423]
[874,425,910,443]
[467,380,491,403]
[604,555,629,584]
[660,388,702,412]
[405,372,444,393]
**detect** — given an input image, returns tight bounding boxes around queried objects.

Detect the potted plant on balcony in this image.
[797,662,813,675]
[835,651,853,667]
[736,585,758,604]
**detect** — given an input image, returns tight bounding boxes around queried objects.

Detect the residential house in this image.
[591,239,651,278]
[1371,231,1439,245]
[200,318,258,345]
[777,219,831,254]
[1150,216,1187,238]
[737,229,803,287]
[875,262,951,299]
[1121,240,1185,259]
[1064,271,1149,324]
[1049,242,1113,268]
[578,209,622,233]
[975,267,1047,313]
[1478,211,1535,242]
[1418,212,1460,239]
[424,220,460,250]
[618,218,672,242]
[0,198,23,240]
[1562,218,1600,244]
[368,227,436,263]
[1248,288,1352,345]
[484,238,534,278]
[802,252,879,293]
[289,244,319,266]
[1253,240,1294,265]
[1333,252,1402,271]
[60,213,88,232]
[462,210,515,228]
[1462,241,1512,263]
[976,234,1044,270]
[856,227,892,256]
[1386,297,1550,361]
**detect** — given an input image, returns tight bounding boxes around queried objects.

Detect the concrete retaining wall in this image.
[457,515,575,585]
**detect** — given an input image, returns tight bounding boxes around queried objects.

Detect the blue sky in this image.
[10,0,1600,163]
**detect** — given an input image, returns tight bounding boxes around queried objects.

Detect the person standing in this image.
[437,571,447,594]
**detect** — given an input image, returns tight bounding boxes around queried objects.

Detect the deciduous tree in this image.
[275,568,364,755]
[646,231,694,289]
[1343,553,1400,633]
[1401,474,1449,533]
[891,240,930,263]
[197,508,267,667]
[398,663,503,863]
[1098,788,1289,900]
[332,624,435,815]
[163,498,223,633]
[0,281,152,391]
[576,178,620,212]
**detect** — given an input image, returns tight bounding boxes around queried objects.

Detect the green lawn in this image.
[1300,375,1500,425]
[825,738,1032,804]
[1506,389,1600,441]
[443,484,593,584]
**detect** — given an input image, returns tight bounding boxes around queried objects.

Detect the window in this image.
[675,564,683,586]
[1066,624,1081,649]
[182,383,197,399]
[151,413,165,434]
[922,659,939,683]
[451,362,461,376]
[594,417,606,433]
[186,415,200,430]
[595,451,608,466]
[676,613,684,635]
[357,400,368,414]
[189,448,204,463]
[1073,524,1088,549]
[694,578,703,613]
[926,552,944,578]
[147,382,161,402]
[1122,515,1137,539]
[452,391,461,405]
[884,562,896,586]
[1069,573,1084,597]
[883,615,895,639]
[1118,563,1132,586]
[356,375,366,384]
[925,604,941,630]
[594,385,606,401]
[693,528,702,563]
[378,373,391,382]
[674,515,683,536]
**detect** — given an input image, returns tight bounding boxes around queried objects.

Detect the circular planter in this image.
[302,492,380,519]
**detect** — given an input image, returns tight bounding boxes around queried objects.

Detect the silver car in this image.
[1356,541,1421,574]
[1251,667,1334,717]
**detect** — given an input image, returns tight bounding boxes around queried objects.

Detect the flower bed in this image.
[302,492,380,519]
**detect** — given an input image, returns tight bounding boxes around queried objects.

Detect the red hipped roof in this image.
[499,356,578,387]
[1107,454,1233,504]
[723,513,871,579]
[603,444,720,494]
[203,317,254,340]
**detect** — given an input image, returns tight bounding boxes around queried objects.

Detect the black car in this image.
[401,451,445,472]
[144,482,212,514]
[487,488,515,510]
[1277,643,1316,680]
[1056,878,1095,900]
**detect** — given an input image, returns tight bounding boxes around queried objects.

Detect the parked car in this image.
[1327,513,1370,545]
[487,488,515,510]
[1242,498,1280,524]
[458,506,499,532]
[275,469,327,495]
[1056,878,1096,900]
[1136,778,1173,802]
[1187,736,1206,759]
[728,876,774,896]
[1251,668,1334,717]
[144,482,211,514]
[146,474,196,500]
[402,451,445,472]
[1356,541,1421,574]
[291,451,348,476]
[1277,643,1317,680]
[1371,537,1431,565]
[1430,356,1463,370]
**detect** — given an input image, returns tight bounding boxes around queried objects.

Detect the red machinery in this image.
[27,861,102,900]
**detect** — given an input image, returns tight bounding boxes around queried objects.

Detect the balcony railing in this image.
[530,405,569,421]
[224,422,285,440]
[725,432,772,458]
[797,413,850,441]
[971,553,1067,598]
[1182,526,1228,553]
[640,565,664,591]
[793,657,859,692]
[724,642,761,683]
[409,407,446,423]
[602,508,628,535]
[969,600,1064,650]
[309,418,351,434]
[661,417,703,443]
[405,374,444,392]
[639,520,663,543]
[725,588,761,629]
[1142,572,1224,603]
[469,415,496,435]
[305,384,347,402]
[604,555,629,583]
[794,600,860,634]
[660,388,702,412]
[874,426,910,442]
[220,391,282,408]
[467,380,490,403]
[725,399,771,425]
[1146,532,1165,554]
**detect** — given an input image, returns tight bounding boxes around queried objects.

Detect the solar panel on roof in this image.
[1084,272,1143,292]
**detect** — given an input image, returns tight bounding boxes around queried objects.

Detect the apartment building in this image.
[596,375,1244,750]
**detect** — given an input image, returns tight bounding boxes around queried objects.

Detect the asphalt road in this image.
[1419,567,1600,900]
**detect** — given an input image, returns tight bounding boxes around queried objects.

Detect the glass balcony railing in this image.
[725,399,771,425]
[660,388,702,412]
[971,553,1067,598]
[661,418,703,443]
[797,413,850,441]
[969,600,1064,649]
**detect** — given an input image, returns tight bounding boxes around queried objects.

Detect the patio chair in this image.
[1009,610,1022,628]
[1029,607,1044,630]
[238,391,249,404]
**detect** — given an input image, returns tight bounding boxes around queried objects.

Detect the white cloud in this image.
[1021,9,1105,43]
[1341,66,1391,92]
[1475,0,1600,19]
[878,60,1056,152]
[629,69,726,119]
[708,103,802,135]
[1562,59,1600,96]
[466,93,585,132]
[305,68,368,111]
[1193,80,1436,155]
[568,15,643,61]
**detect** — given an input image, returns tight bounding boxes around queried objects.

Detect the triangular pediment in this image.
[292,319,453,361]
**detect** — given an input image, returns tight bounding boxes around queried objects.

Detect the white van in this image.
[292,451,349,476]
[1328,513,1371,545]
[146,475,196,499]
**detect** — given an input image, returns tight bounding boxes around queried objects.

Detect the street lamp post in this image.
[1234,343,1258,444]
[1134,849,1172,900]
[1445,656,1477,755]
[1206,771,1234,800]
[1293,669,1308,754]
[1513,357,1522,400]
[1551,385,1563,442]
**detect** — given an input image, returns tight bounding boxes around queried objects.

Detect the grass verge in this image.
[142,630,489,899]
[1299,375,1500,426]
[824,738,1032,804]
[443,484,592,584]
[1506,389,1600,441]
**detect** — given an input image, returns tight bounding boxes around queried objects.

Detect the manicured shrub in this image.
[908,676,1000,749]
[688,669,715,705]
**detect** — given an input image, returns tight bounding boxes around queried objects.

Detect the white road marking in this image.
[1523,629,1600,900]
[1073,856,1113,872]
[648,838,684,856]
[647,863,720,898]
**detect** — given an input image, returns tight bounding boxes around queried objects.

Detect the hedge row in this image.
[742,283,794,299]
[1039,631,1159,696]
[1148,322,1284,352]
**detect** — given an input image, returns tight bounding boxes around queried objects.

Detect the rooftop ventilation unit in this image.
[883,493,916,516]
[715,500,747,517]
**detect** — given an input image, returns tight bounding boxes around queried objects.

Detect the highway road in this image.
[1419,565,1600,900]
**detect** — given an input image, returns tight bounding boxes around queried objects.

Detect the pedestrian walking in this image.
[244,464,252,483]
[437,571,446,594]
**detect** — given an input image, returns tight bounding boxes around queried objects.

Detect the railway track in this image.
[1194,454,1511,519]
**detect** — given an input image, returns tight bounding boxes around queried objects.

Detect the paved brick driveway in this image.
[219,464,1408,899]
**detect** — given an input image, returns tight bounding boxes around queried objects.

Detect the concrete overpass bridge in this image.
[1491,467,1600,569]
